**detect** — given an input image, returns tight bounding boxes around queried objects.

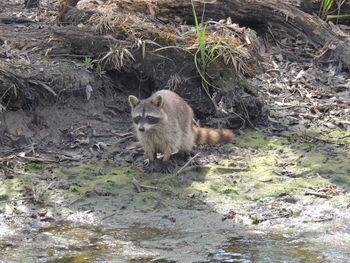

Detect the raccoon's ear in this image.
[128,95,140,108]
[151,95,163,107]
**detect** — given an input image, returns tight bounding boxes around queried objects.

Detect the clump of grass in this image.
[191,0,252,110]
[73,56,106,77]
[95,64,106,77]
[152,1,248,110]
[88,13,129,34]
[319,0,350,22]
[165,74,187,90]
[191,0,207,83]
[99,43,135,71]
[82,56,96,70]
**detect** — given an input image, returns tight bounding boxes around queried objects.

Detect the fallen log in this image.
[94,0,350,70]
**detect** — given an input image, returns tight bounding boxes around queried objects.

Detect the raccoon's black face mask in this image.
[133,115,161,132]
[129,94,163,132]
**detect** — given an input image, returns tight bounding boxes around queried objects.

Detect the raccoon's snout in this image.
[138,126,145,132]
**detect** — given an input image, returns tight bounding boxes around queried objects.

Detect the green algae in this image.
[184,128,350,203]
[0,177,29,200]
[31,161,192,210]
[235,130,268,149]
[235,130,289,150]
[24,163,48,172]
[46,256,87,263]
[50,162,143,199]
[2,126,347,212]
[0,194,9,201]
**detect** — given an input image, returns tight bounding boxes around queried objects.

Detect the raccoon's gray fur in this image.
[128,90,234,168]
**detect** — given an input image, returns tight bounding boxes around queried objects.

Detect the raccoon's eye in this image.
[146,116,160,124]
[133,116,141,123]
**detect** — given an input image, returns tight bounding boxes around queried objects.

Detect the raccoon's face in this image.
[128,94,163,132]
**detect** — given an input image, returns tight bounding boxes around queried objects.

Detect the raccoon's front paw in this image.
[143,159,150,166]
[146,160,170,173]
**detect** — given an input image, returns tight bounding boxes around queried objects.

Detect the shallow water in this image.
[209,235,329,263]
[1,220,350,263]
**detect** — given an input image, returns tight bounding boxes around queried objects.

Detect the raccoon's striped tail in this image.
[193,126,234,145]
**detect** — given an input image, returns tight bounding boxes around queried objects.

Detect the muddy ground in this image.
[1,0,350,263]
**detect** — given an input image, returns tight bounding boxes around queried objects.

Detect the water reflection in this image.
[1,222,349,263]
[206,233,348,263]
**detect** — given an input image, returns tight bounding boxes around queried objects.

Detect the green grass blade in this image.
[152,46,195,56]
[326,13,350,21]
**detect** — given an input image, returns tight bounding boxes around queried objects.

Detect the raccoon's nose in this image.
[138,126,145,132]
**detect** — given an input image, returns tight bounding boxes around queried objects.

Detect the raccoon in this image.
[128,89,234,172]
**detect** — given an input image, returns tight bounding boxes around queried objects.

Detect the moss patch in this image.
[17,160,193,209]
[235,130,289,150]
[0,177,30,200]
[183,127,349,204]
[24,163,48,172]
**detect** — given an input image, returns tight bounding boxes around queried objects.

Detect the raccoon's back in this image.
[154,90,194,132]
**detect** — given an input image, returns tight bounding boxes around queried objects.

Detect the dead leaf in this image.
[126,141,140,150]
[187,193,196,199]
[111,131,133,137]
[76,137,90,145]
[38,209,48,217]
[300,114,318,120]
[5,204,14,215]
[94,142,108,150]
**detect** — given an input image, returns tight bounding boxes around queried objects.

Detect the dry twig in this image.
[305,191,329,199]
[0,196,34,204]
[0,153,56,163]
[131,177,158,193]
[174,152,200,176]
